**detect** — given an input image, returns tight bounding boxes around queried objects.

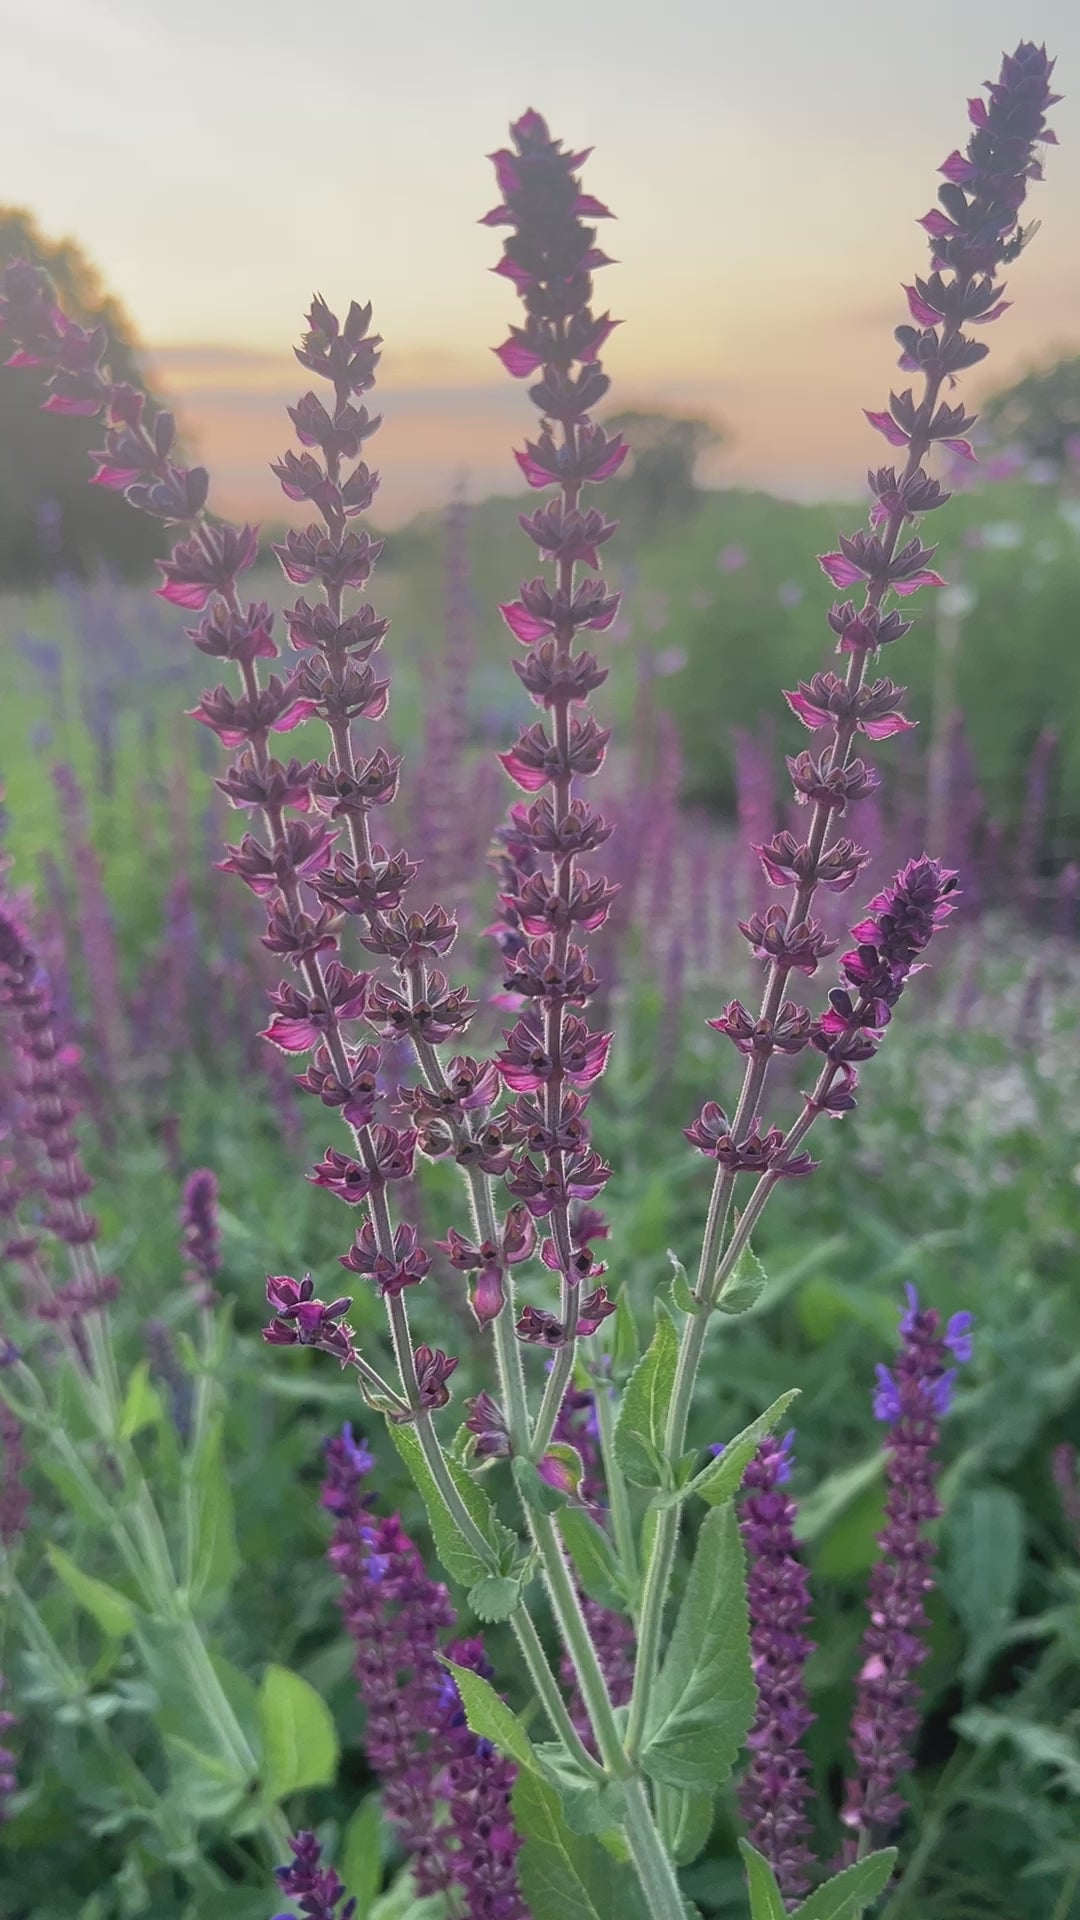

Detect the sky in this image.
[3,0,1078,524]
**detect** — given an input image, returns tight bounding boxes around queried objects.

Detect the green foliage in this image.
[257,1663,340,1801]
[613,1301,679,1488]
[641,1505,755,1792]
[512,1772,650,1920]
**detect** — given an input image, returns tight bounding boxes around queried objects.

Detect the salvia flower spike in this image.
[840,1286,974,1853]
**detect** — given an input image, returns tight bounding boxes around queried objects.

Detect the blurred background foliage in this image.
[1,223,1079,1920]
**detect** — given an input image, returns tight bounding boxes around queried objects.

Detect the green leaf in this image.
[945,1485,1024,1644]
[641,1503,755,1792]
[441,1659,536,1774]
[467,1575,524,1623]
[533,1746,627,1836]
[46,1546,136,1639]
[658,1785,714,1866]
[651,1392,800,1512]
[512,1770,649,1920]
[716,1242,768,1315]
[795,1449,882,1544]
[558,1508,628,1615]
[389,1420,514,1587]
[613,1302,678,1488]
[790,1850,898,1918]
[341,1795,383,1916]
[513,1455,571,1516]
[666,1249,697,1314]
[188,1418,240,1615]
[258,1663,339,1802]
[739,1841,786,1920]
[118,1360,165,1440]
[611,1290,640,1377]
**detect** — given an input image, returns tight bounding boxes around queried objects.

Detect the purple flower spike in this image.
[738,1432,816,1907]
[179,1167,222,1310]
[841,1289,974,1853]
[273,1829,356,1920]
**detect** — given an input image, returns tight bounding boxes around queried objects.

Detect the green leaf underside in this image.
[512,1771,650,1920]
[46,1546,136,1639]
[558,1507,628,1614]
[613,1303,678,1488]
[389,1420,515,1587]
[642,1503,755,1792]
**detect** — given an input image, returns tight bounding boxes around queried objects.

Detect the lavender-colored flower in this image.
[179,1167,222,1310]
[143,1318,194,1442]
[737,1431,816,1907]
[321,1427,525,1915]
[0,1401,31,1547]
[486,108,624,1391]
[841,1286,974,1851]
[0,1677,18,1827]
[273,1829,356,1920]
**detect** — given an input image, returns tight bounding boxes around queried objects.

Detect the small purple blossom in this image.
[738,1432,816,1906]
[179,1167,222,1310]
[841,1288,974,1852]
[273,1829,356,1920]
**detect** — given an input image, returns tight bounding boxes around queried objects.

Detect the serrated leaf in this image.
[613,1303,678,1488]
[258,1663,339,1802]
[739,1841,786,1920]
[46,1546,136,1639]
[666,1250,697,1314]
[389,1420,514,1587]
[558,1508,628,1615]
[790,1849,898,1918]
[641,1503,755,1792]
[716,1242,768,1315]
[512,1770,649,1920]
[340,1795,383,1915]
[441,1659,536,1774]
[467,1575,523,1623]
[652,1392,799,1512]
[513,1455,570,1516]
[118,1360,165,1440]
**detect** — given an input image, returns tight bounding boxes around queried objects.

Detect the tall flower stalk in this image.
[0,45,1059,1920]
[624,39,1058,1766]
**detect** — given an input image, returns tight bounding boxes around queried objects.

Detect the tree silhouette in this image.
[982,354,1080,468]
[604,409,725,528]
[0,209,167,586]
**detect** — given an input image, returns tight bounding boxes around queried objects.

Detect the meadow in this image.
[1,51,1079,1920]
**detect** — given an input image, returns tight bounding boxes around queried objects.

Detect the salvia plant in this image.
[0,38,1062,1920]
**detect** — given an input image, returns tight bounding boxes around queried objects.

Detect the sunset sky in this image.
[4,0,1078,523]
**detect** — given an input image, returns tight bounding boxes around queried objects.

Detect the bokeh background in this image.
[2,9,1080,1919]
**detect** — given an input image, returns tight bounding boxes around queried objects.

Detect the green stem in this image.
[529,1339,575,1461]
[592,1375,640,1605]
[620,1776,687,1920]
[513,1605,604,1778]
[528,1509,627,1776]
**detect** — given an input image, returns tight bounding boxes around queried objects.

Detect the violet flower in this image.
[484,109,625,1417]
[179,1166,222,1310]
[0,1677,17,1827]
[840,1285,974,1852]
[320,1425,525,1914]
[273,1829,356,1920]
[1051,1443,1080,1556]
[737,1431,816,1906]
[0,1400,31,1547]
[689,42,1057,1259]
